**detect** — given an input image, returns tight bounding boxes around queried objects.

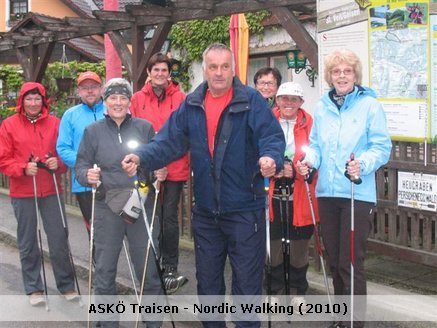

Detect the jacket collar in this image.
[187,76,250,113]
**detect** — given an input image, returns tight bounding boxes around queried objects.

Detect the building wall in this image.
[1,0,78,32]
[32,1,77,17]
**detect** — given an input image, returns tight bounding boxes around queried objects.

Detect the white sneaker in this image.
[264,295,280,305]
[291,296,310,314]
[29,292,45,306]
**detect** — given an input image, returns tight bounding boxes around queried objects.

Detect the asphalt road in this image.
[2,237,435,328]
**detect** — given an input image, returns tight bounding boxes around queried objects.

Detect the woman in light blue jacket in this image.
[297,49,392,328]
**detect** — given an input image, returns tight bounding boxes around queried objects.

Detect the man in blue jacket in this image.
[57,71,105,236]
[122,43,285,328]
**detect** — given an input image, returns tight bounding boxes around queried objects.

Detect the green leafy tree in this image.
[0,65,24,119]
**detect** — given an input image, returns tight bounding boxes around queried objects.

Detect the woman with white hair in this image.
[75,78,167,328]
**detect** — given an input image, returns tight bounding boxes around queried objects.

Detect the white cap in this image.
[276,82,304,98]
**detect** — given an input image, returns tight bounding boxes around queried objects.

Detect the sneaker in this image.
[29,291,45,306]
[291,296,310,314]
[264,295,280,305]
[62,290,79,301]
[163,266,188,294]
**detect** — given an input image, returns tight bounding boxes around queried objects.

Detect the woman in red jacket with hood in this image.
[266,81,319,309]
[0,82,77,306]
[130,53,190,293]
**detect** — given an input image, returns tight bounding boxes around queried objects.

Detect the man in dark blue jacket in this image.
[123,43,285,328]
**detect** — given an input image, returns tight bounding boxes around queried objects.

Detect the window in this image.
[248,54,290,88]
[10,0,28,17]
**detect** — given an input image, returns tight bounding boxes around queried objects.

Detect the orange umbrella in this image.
[229,13,249,85]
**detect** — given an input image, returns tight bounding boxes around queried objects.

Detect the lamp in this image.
[169,58,182,79]
[285,49,318,87]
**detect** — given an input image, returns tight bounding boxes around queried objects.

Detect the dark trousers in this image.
[93,200,162,328]
[318,197,374,328]
[161,180,184,268]
[192,209,265,328]
[267,198,313,296]
[11,195,75,295]
[76,191,92,234]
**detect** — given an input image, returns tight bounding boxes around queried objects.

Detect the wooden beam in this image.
[16,48,31,80]
[94,0,313,26]
[131,24,145,92]
[140,22,172,78]
[108,31,133,78]
[132,22,172,91]
[368,239,437,268]
[31,42,55,82]
[134,15,171,27]
[125,4,172,16]
[214,0,314,16]
[64,17,105,27]
[92,10,135,22]
[171,9,214,22]
[15,43,55,82]
[271,6,318,70]
[172,0,215,10]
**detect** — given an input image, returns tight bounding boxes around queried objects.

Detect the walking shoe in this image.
[291,296,310,314]
[264,295,280,305]
[163,266,188,294]
[62,290,79,301]
[29,291,45,306]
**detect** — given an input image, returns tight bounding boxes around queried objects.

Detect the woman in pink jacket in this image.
[0,82,77,305]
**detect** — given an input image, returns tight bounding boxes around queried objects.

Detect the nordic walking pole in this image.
[345,153,362,328]
[264,177,272,328]
[32,175,49,311]
[46,164,83,307]
[134,178,176,328]
[278,181,291,307]
[299,151,334,320]
[135,179,160,328]
[284,183,291,301]
[87,164,98,328]
[122,238,139,301]
[278,183,289,300]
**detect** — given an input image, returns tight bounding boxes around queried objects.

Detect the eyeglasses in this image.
[78,85,100,91]
[331,68,354,77]
[256,81,277,88]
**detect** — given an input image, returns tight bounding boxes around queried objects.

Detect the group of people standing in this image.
[0,43,391,328]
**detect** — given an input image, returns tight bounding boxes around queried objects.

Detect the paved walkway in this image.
[1,188,436,327]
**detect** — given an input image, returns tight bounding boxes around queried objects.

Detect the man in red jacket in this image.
[0,82,77,305]
[130,52,189,293]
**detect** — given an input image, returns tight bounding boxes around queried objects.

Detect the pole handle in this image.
[264,177,269,192]
[345,153,362,185]
[91,164,99,192]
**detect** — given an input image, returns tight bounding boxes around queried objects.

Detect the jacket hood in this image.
[322,85,377,108]
[187,76,247,107]
[16,82,49,115]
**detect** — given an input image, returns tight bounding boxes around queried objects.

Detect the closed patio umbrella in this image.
[229,13,249,84]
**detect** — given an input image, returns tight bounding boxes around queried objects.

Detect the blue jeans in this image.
[192,209,265,328]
